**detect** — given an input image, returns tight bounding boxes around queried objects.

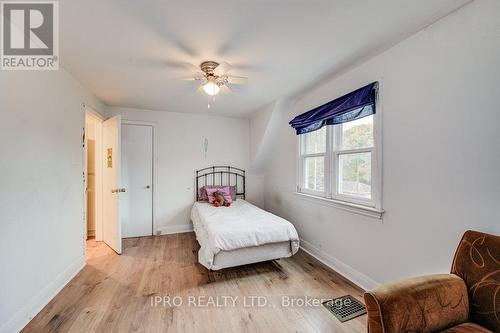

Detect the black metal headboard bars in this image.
[195,166,246,200]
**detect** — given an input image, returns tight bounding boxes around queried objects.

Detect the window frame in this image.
[296,103,383,215]
[297,127,329,197]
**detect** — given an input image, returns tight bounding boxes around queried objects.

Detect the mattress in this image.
[191,199,299,270]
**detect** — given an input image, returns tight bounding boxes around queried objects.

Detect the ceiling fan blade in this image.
[181,62,201,73]
[214,61,233,76]
[175,76,197,81]
[175,72,205,81]
[220,84,232,95]
[227,75,248,85]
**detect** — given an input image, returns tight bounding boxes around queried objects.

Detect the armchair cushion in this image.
[451,230,500,332]
[441,322,492,333]
[364,274,469,333]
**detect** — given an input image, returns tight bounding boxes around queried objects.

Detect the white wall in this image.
[0,70,103,332]
[106,107,264,234]
[253,0,500,289]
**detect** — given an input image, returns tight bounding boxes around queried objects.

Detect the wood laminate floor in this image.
[23,233,367,333]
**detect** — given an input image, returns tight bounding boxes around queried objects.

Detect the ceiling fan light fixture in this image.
[176,60,246,99]
[202,81,220,96]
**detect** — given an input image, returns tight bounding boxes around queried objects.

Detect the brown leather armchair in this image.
[363,230,499,333]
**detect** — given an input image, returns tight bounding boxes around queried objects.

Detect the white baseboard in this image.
[0,257,86,333]
[299,238,380,291]
[158,224,193,235]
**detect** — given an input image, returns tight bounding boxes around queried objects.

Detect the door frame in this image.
[83,104,105,246]
[121,119,158,236]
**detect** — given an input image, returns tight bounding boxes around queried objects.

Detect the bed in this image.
[191,166,300,270]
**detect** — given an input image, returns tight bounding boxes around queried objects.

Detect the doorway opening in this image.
[84,106,104,257]
[83,110,156,257]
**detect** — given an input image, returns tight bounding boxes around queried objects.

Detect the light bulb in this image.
[203,81,220,96]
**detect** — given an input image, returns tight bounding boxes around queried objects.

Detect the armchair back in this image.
[451,230,500,332]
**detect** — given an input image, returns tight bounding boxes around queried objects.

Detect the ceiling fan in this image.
[178,61,248,100]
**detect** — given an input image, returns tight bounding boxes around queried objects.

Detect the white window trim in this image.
[298,152,326,197]
[295,82,384,219]
[294,191,384,219]
[297,129,328,197]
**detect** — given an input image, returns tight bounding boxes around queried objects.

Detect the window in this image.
[299,126,326,194]
[298,115,381,211]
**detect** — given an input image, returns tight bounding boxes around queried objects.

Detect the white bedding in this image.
[191,199,300,269]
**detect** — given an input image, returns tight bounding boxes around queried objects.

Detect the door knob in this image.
[146,185,151,189]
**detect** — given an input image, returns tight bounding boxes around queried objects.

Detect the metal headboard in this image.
[196,166,246,200]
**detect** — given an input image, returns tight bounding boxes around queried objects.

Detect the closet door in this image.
[121,123,153,238]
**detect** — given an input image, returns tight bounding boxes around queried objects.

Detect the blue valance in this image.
[289,81,378,135]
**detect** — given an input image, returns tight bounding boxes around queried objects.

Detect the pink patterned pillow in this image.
[205,186,232,204]
[199,186,236,201]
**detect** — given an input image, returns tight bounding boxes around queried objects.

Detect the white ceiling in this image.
[60,0,469,117]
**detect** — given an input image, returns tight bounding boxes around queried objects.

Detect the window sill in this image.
[294,192,384,219]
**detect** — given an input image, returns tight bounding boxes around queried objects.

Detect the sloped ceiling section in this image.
[250,102,276,165]
[60,0,470,117]
[249,99,292,173]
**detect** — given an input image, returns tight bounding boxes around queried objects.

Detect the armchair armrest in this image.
[363,274,469,333]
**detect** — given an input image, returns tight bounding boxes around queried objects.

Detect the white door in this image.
[102,116,123,254]
[121,124,153,238]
